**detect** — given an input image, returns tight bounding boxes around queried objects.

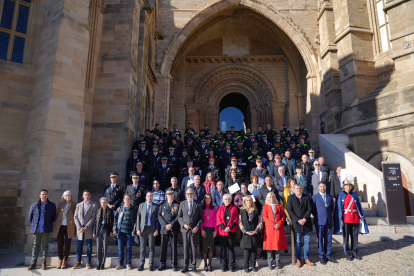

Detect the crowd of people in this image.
[26,122,369,272]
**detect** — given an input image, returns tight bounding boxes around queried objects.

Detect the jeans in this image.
[31,232,50,264]
[118,232,133,265]
[77,237,92,263]
[295,232,311,261]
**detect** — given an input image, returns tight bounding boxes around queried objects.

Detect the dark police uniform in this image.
[202,165,222,182]
[103,183,124,211]
[158,198,181,269]
[148,152,161,180]
[250,167,268,181]
[156,162,174,191]
[125,183,147,209]
[224,166,245,183]
[126,155,142,185]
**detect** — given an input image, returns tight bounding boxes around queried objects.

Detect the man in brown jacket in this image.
[73,190,98,269]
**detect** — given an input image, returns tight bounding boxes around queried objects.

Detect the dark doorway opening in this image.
[219,93,250,131]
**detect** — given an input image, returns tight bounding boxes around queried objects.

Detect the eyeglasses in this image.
[110,177,117,178]
[314,164,320,166]
[186,193,194,195]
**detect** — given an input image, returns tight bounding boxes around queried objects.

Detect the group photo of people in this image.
[27,122,369,273]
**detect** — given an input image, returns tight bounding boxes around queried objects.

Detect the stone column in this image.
[385,0,414,87]
[250,106,259,131]
[272,102,286,130]
[154,74,172,128]
[332,0,376,109]
[19,0,91,254]
[305,74,320,146]
[318,0,342,133]
[210,107,220,131]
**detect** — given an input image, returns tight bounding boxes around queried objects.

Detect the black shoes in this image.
[192,266,198,273]
[320,258,327,265]
[244,268,249,272]
[221,266,228,272]
[346,255,353,261]
[268,265,274,270]
[181,267,189,273]
[158,265,166,271]
[149,266,155,271]
[138,265,144,271]
[352,254,362,260]
[326,257,337,263]
[172,267,178,271]
[275,264,281,269]
[230,267,236,272]
[252,266,259,272]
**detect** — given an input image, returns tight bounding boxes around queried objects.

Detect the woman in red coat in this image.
[216,194,239,272]
[263,192,288,270]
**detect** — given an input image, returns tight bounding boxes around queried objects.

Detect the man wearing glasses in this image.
[177,188,204,273]
[309,162,328,196]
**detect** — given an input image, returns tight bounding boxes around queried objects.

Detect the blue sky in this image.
[219,107,245,131]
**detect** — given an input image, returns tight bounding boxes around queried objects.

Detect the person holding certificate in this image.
[216,194,239,272]
[283,178,299,224]
[248,174,262,212]
[234,183,252,209]
[224,169,242,198]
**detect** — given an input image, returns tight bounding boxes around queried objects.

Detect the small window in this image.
[375,0,392,53]
[0,0,31,63]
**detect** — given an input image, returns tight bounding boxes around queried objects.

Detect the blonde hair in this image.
[61,190,72,202]
[241,195,257,210]
[265,192,279,205]
[100,197,109,203]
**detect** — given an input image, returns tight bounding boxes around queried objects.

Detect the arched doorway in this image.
[219,93,250,131]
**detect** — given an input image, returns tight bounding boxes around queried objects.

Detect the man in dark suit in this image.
[126,149,142,185]
[312,182,335,265]
[177,188,204,273]
[309,161,328,196]
[224,157,245,182]
[287,184,314,267]
[212,181,227,208]
[157,189,180,271]
[259,176,281,206]
[274,166,290,199]
[125,173,147,210]
[136,192,159,271]
[330,166,343,201]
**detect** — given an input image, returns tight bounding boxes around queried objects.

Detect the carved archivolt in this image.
[194,64,276,107]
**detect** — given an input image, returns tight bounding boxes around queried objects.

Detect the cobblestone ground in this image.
[1,239,414,275]
[253,239,414,276]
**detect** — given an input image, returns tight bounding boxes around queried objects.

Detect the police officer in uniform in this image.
[103,172,124,212]
[214,139,226,158]
[126,173,147,210]
[155,156,174,191]
[260,134,272,154]
[213,128,222,141]
[179,158,200,183]
[103,172,124,242]
[184,139,196,157]
[291,129,301,144]
[272,140,285,157]
[148,144,161,181]
[225,157,245,183]
[298,123,309,140]
[297,138,310,156]
[287,141,302,162]
[280,124,291,137]
[167,147,179,177]
[126,149,141,185]
[234,139,247,163]
[202,157,221,182]
[246,148,261,174]
[157,188,181,271]
[250,158,268,182]
[138,141,149,167]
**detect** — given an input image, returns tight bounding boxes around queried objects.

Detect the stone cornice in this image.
[317,0,333,21]
[185,55,286,64]
[320,44,338,59]
[383,0,411,12]
[334,26,373,44]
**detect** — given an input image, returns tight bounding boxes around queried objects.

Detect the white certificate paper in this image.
[259,178,265,184]
[238,163,246,166]
[228,183,240,194]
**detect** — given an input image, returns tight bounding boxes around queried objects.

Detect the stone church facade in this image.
[0,0,413,252]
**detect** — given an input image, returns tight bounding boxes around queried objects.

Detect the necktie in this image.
[163,165,166,169]
[189,201,193,213]
[317,170,320,180]
[323,194,326,203]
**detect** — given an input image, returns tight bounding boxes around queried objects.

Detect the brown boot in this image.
[296,260,302,267]
[27,263,36,270]
[73,262,82,268]
[304,259,315,266]
[42,263,47,270]
[57,259,62,269]
[61,260,67,269]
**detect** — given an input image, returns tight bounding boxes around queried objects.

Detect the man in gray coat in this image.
[177,187,204,273]
[73,190,98,269]
[136,191,159,271]
[309,161,328,196]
